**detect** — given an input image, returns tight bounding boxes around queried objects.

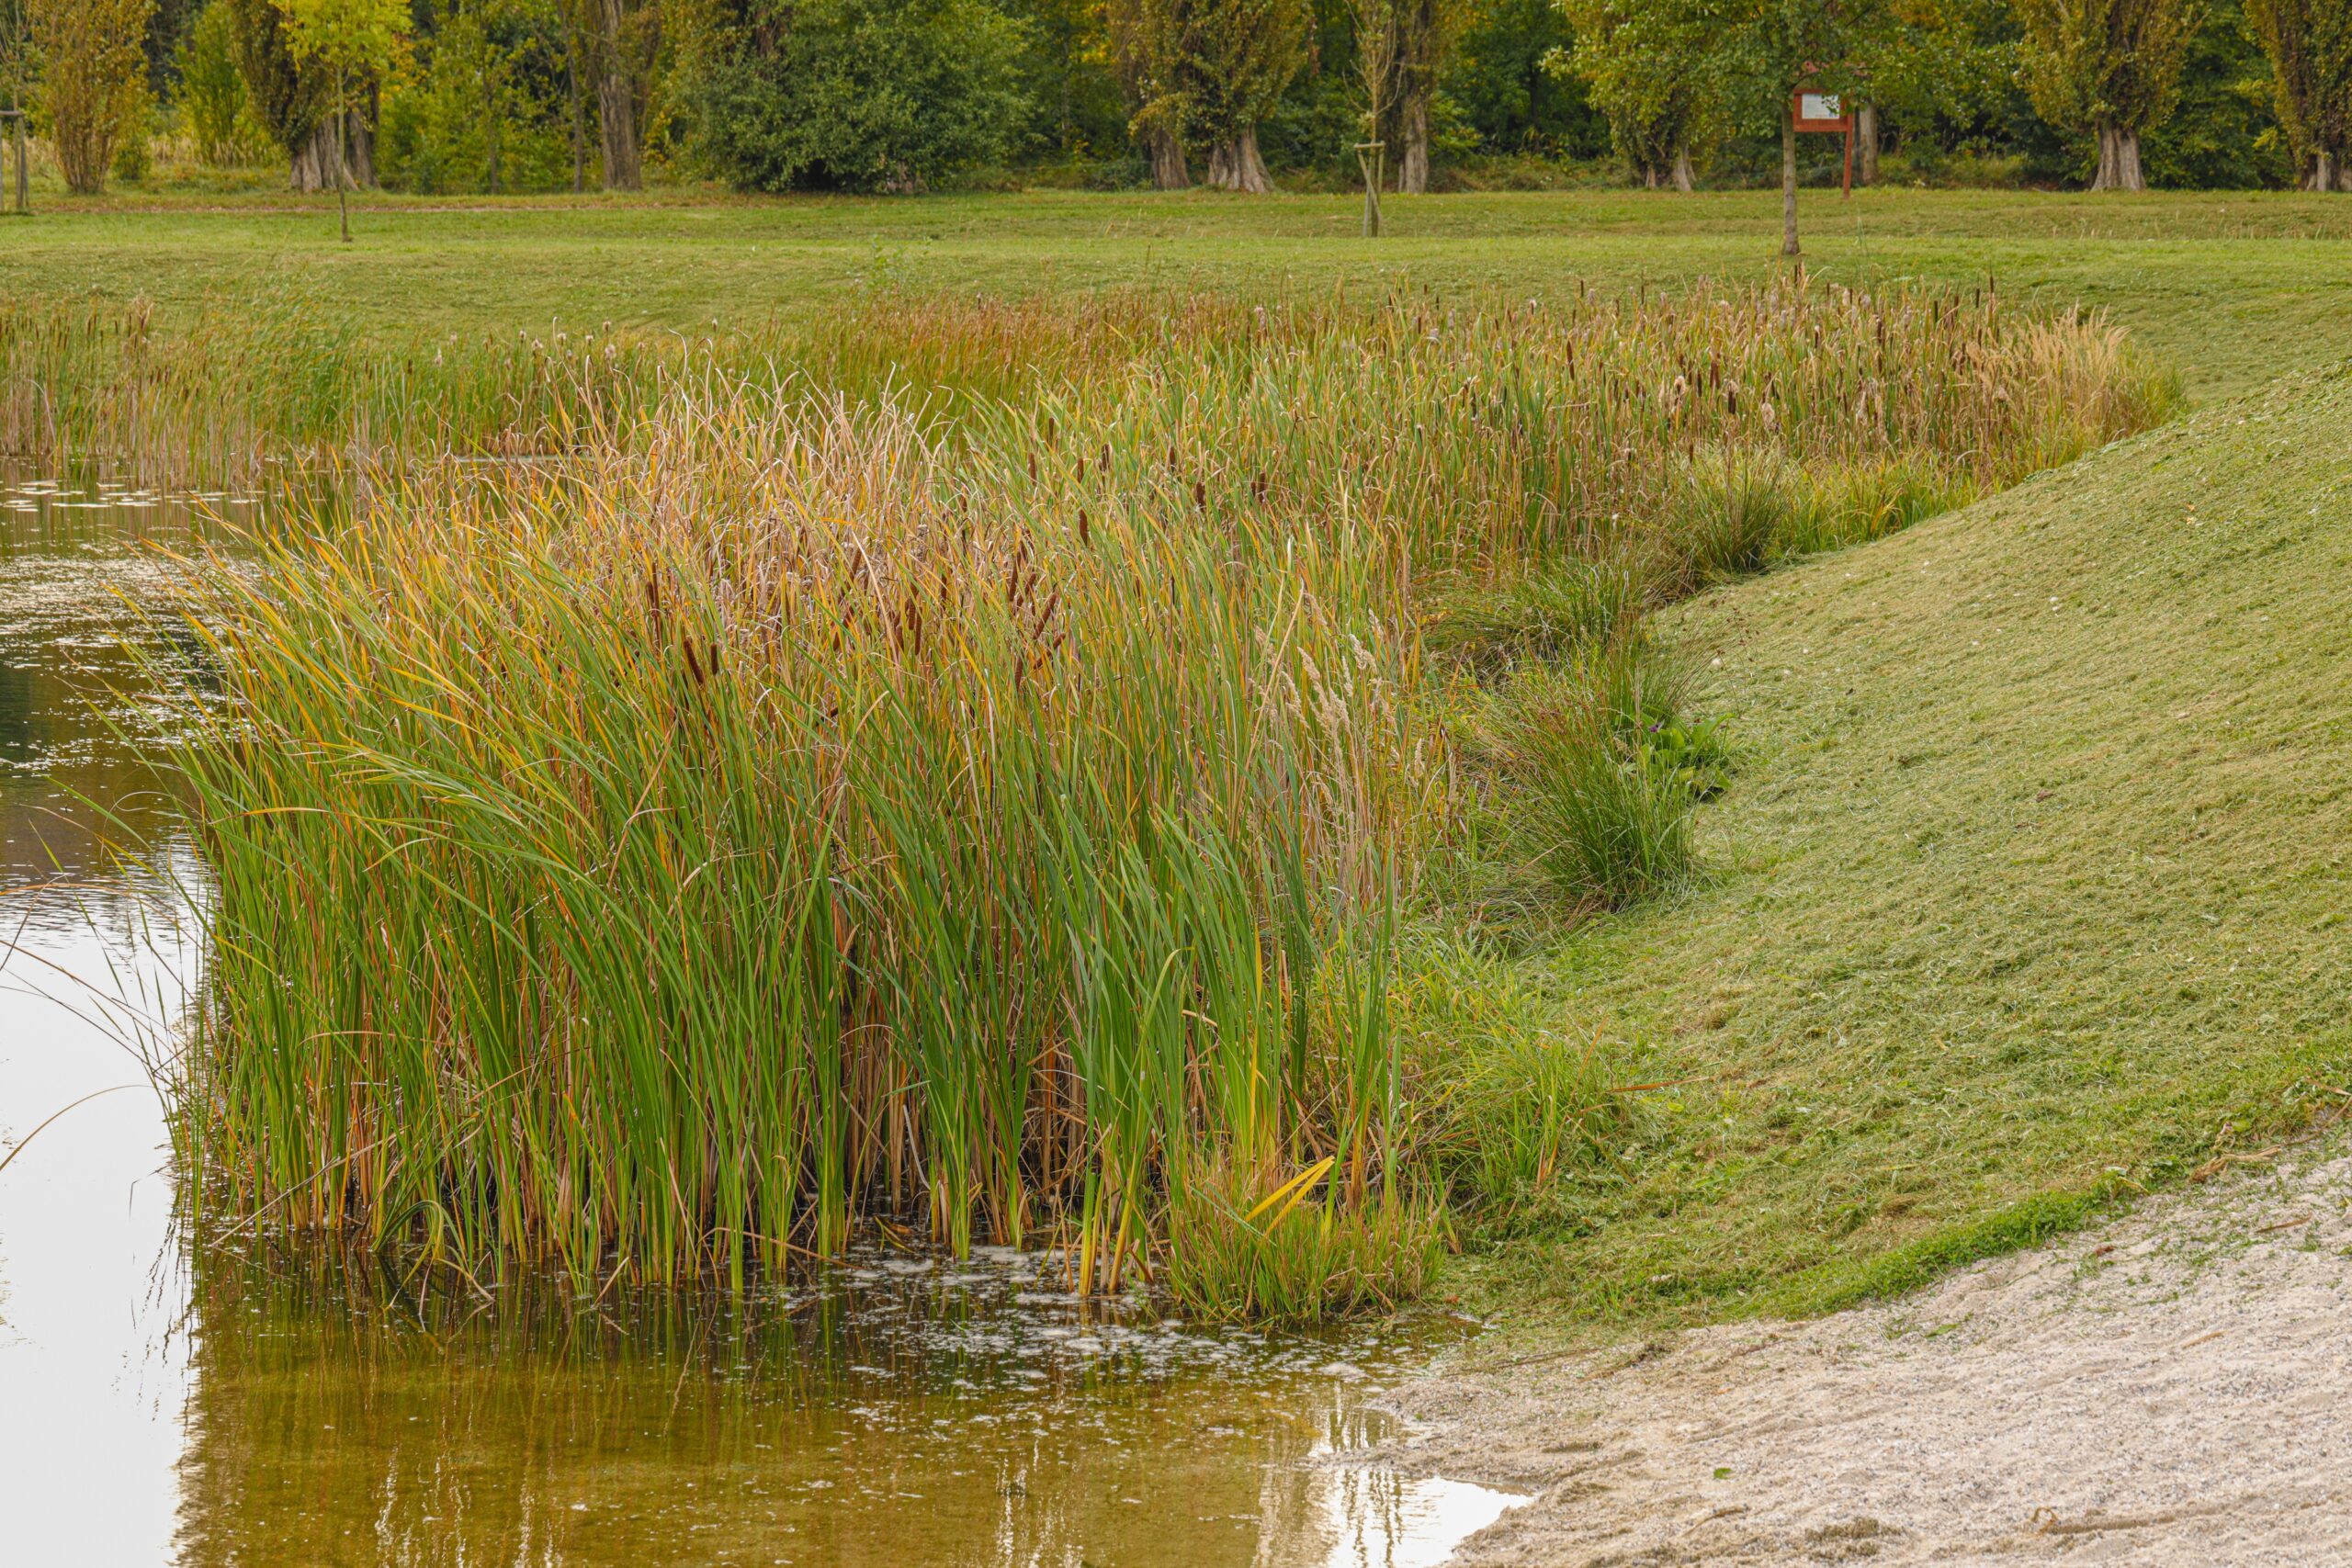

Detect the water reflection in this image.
[0,472,1521,1568]
[174,1245,1512,1568]
[0,467,233,888]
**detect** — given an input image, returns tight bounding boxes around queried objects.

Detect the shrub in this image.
[109,79,154,183]
[686,0,1034,192]
[31,0,153,194]
[177,0,255,167]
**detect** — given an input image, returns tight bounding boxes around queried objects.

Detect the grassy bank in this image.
[1466,362,2352,1333]
[0,189,2346,400]
[162,282,2167,1315]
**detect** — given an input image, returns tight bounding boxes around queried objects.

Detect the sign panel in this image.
[1795,92,1847,130]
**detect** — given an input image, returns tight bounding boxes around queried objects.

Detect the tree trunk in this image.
[484,74,502,194]
[291,111,372,193]
[597,73,640,189]
[2090,123,2145,192]
[1781,112,1800,257]
[1147,126,1189,189]
[1641,161,1660,189]
[596,0,643,191]
[1398,93,1429,194]
[1206,127,1272,194]
[333,74,350,243]
[568,45,587,192]
[2310,149,2341,192]
[1671,146,1694,193]
[1857,104,1878,186]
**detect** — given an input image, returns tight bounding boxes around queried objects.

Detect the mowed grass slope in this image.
[1485,363,2352,1326]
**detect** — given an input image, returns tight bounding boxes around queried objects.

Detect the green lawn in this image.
[4,187,2349,399]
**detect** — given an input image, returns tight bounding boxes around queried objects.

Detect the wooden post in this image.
[6,111,25,216]
[1792,84,1855,208]
[1355,141,1384,239]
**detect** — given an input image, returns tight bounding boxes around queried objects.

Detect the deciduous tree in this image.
[227,0,374,189]
[1702,0,1880,254]
[29,0,153,192]
[1106,0,1191,185]
[1190,0,1309,191]
[177,0,254,165]
[279,0,405,238]
[2014,0,2198,189]
[1108,0,1305,191]
[579,0,657,188]
[2245,0,2352,188]
[1555,0,1715,188]
[1393,0,1455,191]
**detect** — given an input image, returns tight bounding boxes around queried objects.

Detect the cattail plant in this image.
[153,278,2176,1317]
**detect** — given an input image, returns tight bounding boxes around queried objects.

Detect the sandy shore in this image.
[1379,1138,2352,1564]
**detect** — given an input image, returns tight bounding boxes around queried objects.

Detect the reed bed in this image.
[163,280,2176,1316]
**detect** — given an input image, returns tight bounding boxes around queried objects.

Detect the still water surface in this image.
[0,475,1519,1567]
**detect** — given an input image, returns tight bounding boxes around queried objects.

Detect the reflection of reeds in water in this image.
[161,282,2176,1317]
[173,1237,1397,1568]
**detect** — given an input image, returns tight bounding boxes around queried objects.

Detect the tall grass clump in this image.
[174,383,1435,1302]
[162,277,2177,1314]
[1490,637,1716,908]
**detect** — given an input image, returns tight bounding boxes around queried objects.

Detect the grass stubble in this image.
[113,280,2173,1320]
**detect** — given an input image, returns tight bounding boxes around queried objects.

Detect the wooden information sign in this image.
[1792,86,1855,197]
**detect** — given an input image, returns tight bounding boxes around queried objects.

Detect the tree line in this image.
[4,0,2348,197]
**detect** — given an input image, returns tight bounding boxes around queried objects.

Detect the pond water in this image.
[0,474,1521,1567]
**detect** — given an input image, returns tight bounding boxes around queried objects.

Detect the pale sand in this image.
[1378,1138,2352,1564]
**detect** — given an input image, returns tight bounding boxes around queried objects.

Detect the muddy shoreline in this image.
[1374,1138,2352,1564]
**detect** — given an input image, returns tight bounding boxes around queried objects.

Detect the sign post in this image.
[1792,88,1854,199]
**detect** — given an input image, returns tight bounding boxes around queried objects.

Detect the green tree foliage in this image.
[1106,0,1306,189]
[2015,0,2199,188]
[1190,0,1313,189]
[998,0,1130,163]
[176,0,258,164]
[1866,0,2018,144]
[2246,0,2352,186]
[30,0,154,191]
[684,0,1031,191]
[2141,0,2290,187]
[1448,0,1603,159]
[381,0,577,192]
[1555,0,1717,186]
